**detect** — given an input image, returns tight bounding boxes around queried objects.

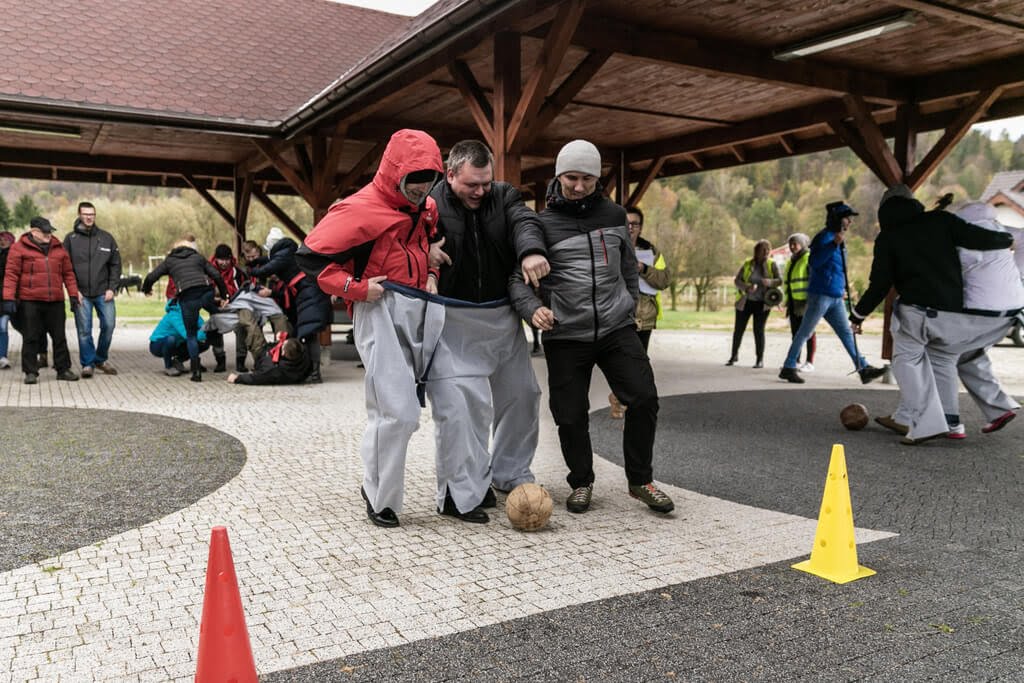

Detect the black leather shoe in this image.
[778,367,804,384]
[481,487,497,508]
[753,360,764,369]
[361,487,399,528]
[439,494,489,523]
[725,357,738,366]
[859,365,887,384]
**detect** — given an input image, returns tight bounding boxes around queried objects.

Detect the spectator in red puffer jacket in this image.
[1,217,81,384]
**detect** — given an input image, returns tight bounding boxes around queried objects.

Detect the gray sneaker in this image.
[566,484,593,513]
[628,482,675,513]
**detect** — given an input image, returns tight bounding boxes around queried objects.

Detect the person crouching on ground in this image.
[227,335,311,386]
[149,299,210,376]
[509,139,674,516]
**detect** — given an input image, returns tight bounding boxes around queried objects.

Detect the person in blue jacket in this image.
[778,201,886,384]
[148,300,209,376]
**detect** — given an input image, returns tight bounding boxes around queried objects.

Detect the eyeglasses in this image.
[80,213,96,218]
[626,221,642,227]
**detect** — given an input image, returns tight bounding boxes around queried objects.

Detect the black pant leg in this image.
[731,304,753,358]
[637,329,652,351]
[543,339,597,489]
[20,301,44,374]
[752,307,769,361]
[45,302,72,372]
[597,326,658,487]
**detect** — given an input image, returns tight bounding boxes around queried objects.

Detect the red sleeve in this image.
[316,263,369,302]
[3,245,22,299]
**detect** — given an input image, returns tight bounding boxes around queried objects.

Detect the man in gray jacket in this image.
[63,202,121,377]
[509,139,674,516]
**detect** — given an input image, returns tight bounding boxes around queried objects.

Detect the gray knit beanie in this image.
[787,232,810,249]
[555,139,602,177]
[880,183,914,206]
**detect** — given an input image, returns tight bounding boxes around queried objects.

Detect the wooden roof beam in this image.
[625,97,861,161]
[448,61,495,146]
[626,156,666,207]
[253,188,307,241]
[314,121,349,204]
[253,139,317,206]
[505,0,587,152]
[564,15,905,104]
[888,0,1024,38]
[524,49,612,146]
[333,140,385,198]
[914,54,1024,103]
[0,146,235,177]
[183,173,235,228]
[907,86,1004,189]
[839,94,904,186]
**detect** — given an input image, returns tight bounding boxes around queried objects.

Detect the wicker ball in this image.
[840,403,869,430]
[505,483,553,531]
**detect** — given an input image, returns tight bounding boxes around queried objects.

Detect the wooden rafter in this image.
[777,135,794,154]
[564,15,904,104]
[841,94,904,185]
[253,188,307,241]
[493,31,522,183]
[505,0,587,152]
[253,140,317,205]
[333,140,386,197]
[893,103,918,178]
[183,173,234,227]
[915,54,1024,102]
[888,0,1024,37]
[626,156,665,207]
[829,119,893,185]
[447,61,495,144]
[294,143,314,188]
[234,173,253,243]
[524,49,612,146]
[906,87,1004,189]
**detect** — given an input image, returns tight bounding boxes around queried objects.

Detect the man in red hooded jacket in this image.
[297,129,445,529]
[2,217,81,384]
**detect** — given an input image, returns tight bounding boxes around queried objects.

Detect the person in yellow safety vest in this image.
[608,207,671,419]
[784,233,816,372]
[726,239,782,368]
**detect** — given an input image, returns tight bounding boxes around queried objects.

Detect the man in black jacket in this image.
[850,185,1014,444]
[425,140,549,518]
[509,139,674,516]
[63,202,122,377]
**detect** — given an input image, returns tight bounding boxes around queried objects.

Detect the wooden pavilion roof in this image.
[1,0,1023,217]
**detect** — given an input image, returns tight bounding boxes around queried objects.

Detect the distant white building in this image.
[981,170,1024,227]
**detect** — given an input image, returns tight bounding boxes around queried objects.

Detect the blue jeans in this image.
[783,293,866,370]
[75,295,116,367]
[0,313,9,358]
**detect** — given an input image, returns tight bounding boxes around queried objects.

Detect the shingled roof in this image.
[981,170,1024,201]
[0,0,410,126]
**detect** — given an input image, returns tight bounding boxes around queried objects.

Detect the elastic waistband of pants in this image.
[381,281,510,309]
[961,307,1023,318]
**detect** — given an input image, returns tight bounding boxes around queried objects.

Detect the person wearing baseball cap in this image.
[508,139,675,517]
[2,217,81,383]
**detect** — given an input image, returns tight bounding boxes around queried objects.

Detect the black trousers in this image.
[20,301,72,374]
[543,325,658,489]
[730,299,769,361]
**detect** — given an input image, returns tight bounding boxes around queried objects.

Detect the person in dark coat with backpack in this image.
[249,231,330,382]
[142,239,228,382]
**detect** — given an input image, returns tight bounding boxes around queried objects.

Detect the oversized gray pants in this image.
[933,317,1018,423]
[426,305,540,513]
[353,291,443,514]
[891,305,1013,439]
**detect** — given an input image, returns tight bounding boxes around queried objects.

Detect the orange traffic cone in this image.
[195,526,257,682]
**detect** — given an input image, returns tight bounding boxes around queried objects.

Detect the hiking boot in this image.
[725,357,738,366]
[566,484,593,513]
[982,409,1017,434]
[172,359,187,374]
[753,359,764,369]
[190,358,202,383]
[875,415,909,435]
[439,493,489,524]
[213,352,227,373]
[164,366,182,377]
[81,366,94,378]
[628,482,675,513]
[858,365,886,384]
[945,424,966,440]
[236,356,248,373]
[24,373,38,385]
[95,362,117,375]
[56,370,79,381]
[361,487,399,528]
[778,367,804,383]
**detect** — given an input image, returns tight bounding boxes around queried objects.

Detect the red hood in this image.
[372,129,443,210]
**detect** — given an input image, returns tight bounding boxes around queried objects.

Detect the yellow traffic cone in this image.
[792,444,876,584]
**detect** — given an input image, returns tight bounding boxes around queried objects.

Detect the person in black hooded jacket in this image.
[250,233,331,383]
[850,184,1013,444]
[143,240,228,382]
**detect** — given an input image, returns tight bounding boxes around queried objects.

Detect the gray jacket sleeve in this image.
[508,266,543,323]
[620,228,640,302]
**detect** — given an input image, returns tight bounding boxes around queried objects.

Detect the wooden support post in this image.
[233,173,253,253]
[893,103,918,179]
[626,156,666,207]
[840,94,903,187]
[615,149,628,204]
[253,140,318,206]
[493,32,522,185]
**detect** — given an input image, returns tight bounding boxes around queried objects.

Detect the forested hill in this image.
[0,128,1021,291]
